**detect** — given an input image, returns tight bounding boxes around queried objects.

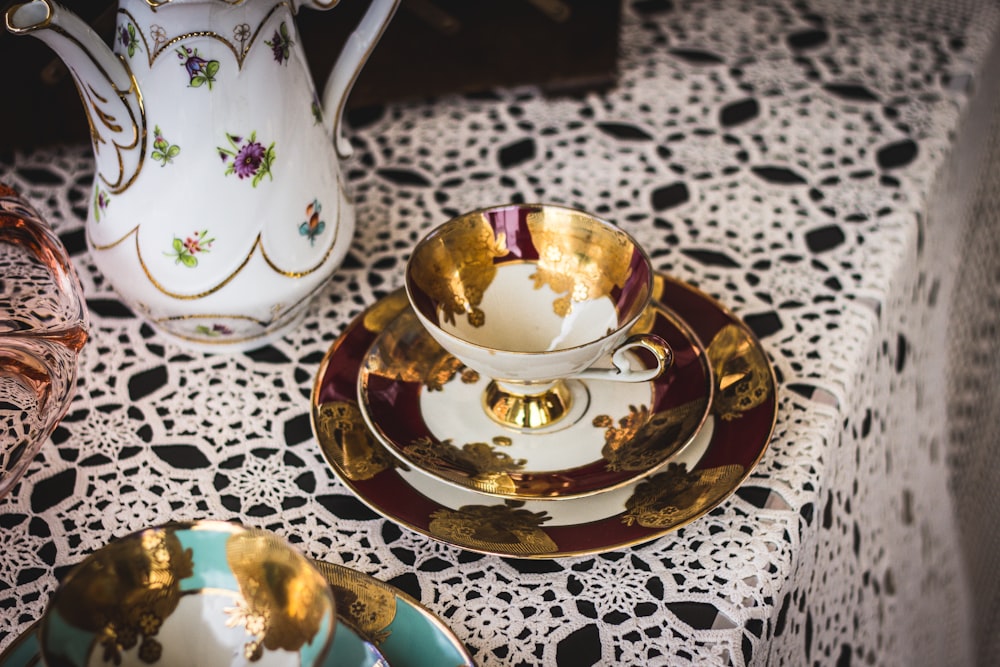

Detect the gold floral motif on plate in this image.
[308,560,398,645]
[621,462,745,529]
[428,502,557,555]
[315,401,394,481]
[707,324,772,421]
[595,397,711,472]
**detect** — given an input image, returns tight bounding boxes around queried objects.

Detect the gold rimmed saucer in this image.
[356,296,714,500]
[310,273,778,558]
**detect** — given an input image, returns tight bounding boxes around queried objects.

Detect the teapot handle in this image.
[314,0,400,159]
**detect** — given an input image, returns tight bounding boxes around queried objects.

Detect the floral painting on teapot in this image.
[5,0,399,352]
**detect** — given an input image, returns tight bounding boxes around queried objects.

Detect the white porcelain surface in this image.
[84,593,305,667]
[366,358,657,478]
[412,262,654,384]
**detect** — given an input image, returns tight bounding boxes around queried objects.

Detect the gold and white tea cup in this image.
[405,203,672,430]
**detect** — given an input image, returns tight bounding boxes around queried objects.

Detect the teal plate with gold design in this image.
[311,274,778,558]
[312,560,475,666]
[0,559,474,667]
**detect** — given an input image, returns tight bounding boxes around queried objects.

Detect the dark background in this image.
[0,0,621,153]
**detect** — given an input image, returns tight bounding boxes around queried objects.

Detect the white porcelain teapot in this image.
[5,0,398,351]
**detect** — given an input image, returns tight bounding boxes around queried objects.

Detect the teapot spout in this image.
[5,0,145,194]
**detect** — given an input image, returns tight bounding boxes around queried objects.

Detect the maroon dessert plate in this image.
[310,274,777,558]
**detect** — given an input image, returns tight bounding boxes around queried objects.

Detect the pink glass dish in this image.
[0,184,89,497]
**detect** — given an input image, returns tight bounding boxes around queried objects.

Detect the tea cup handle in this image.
[571,333,673,383]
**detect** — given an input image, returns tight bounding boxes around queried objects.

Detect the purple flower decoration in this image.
[119,23,141,58]
[264,22,293,65]
[185,52,206,77]
[195,323,234,337]
[94,186,109,222]
[176,46,219,89]
[218,132,275,187]
[234,141,266,179]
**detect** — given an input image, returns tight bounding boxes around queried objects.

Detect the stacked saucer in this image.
[357,296,713,500]
[310,204,778,558]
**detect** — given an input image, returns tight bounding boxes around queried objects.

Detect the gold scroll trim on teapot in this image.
[121,5,288,70]
[88,185,343,300]
[82,48,145,195]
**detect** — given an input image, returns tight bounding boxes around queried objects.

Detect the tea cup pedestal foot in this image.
[483,378,589,431]
[363,346,667,494]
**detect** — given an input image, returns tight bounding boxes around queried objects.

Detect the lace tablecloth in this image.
[2,1,999,665]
